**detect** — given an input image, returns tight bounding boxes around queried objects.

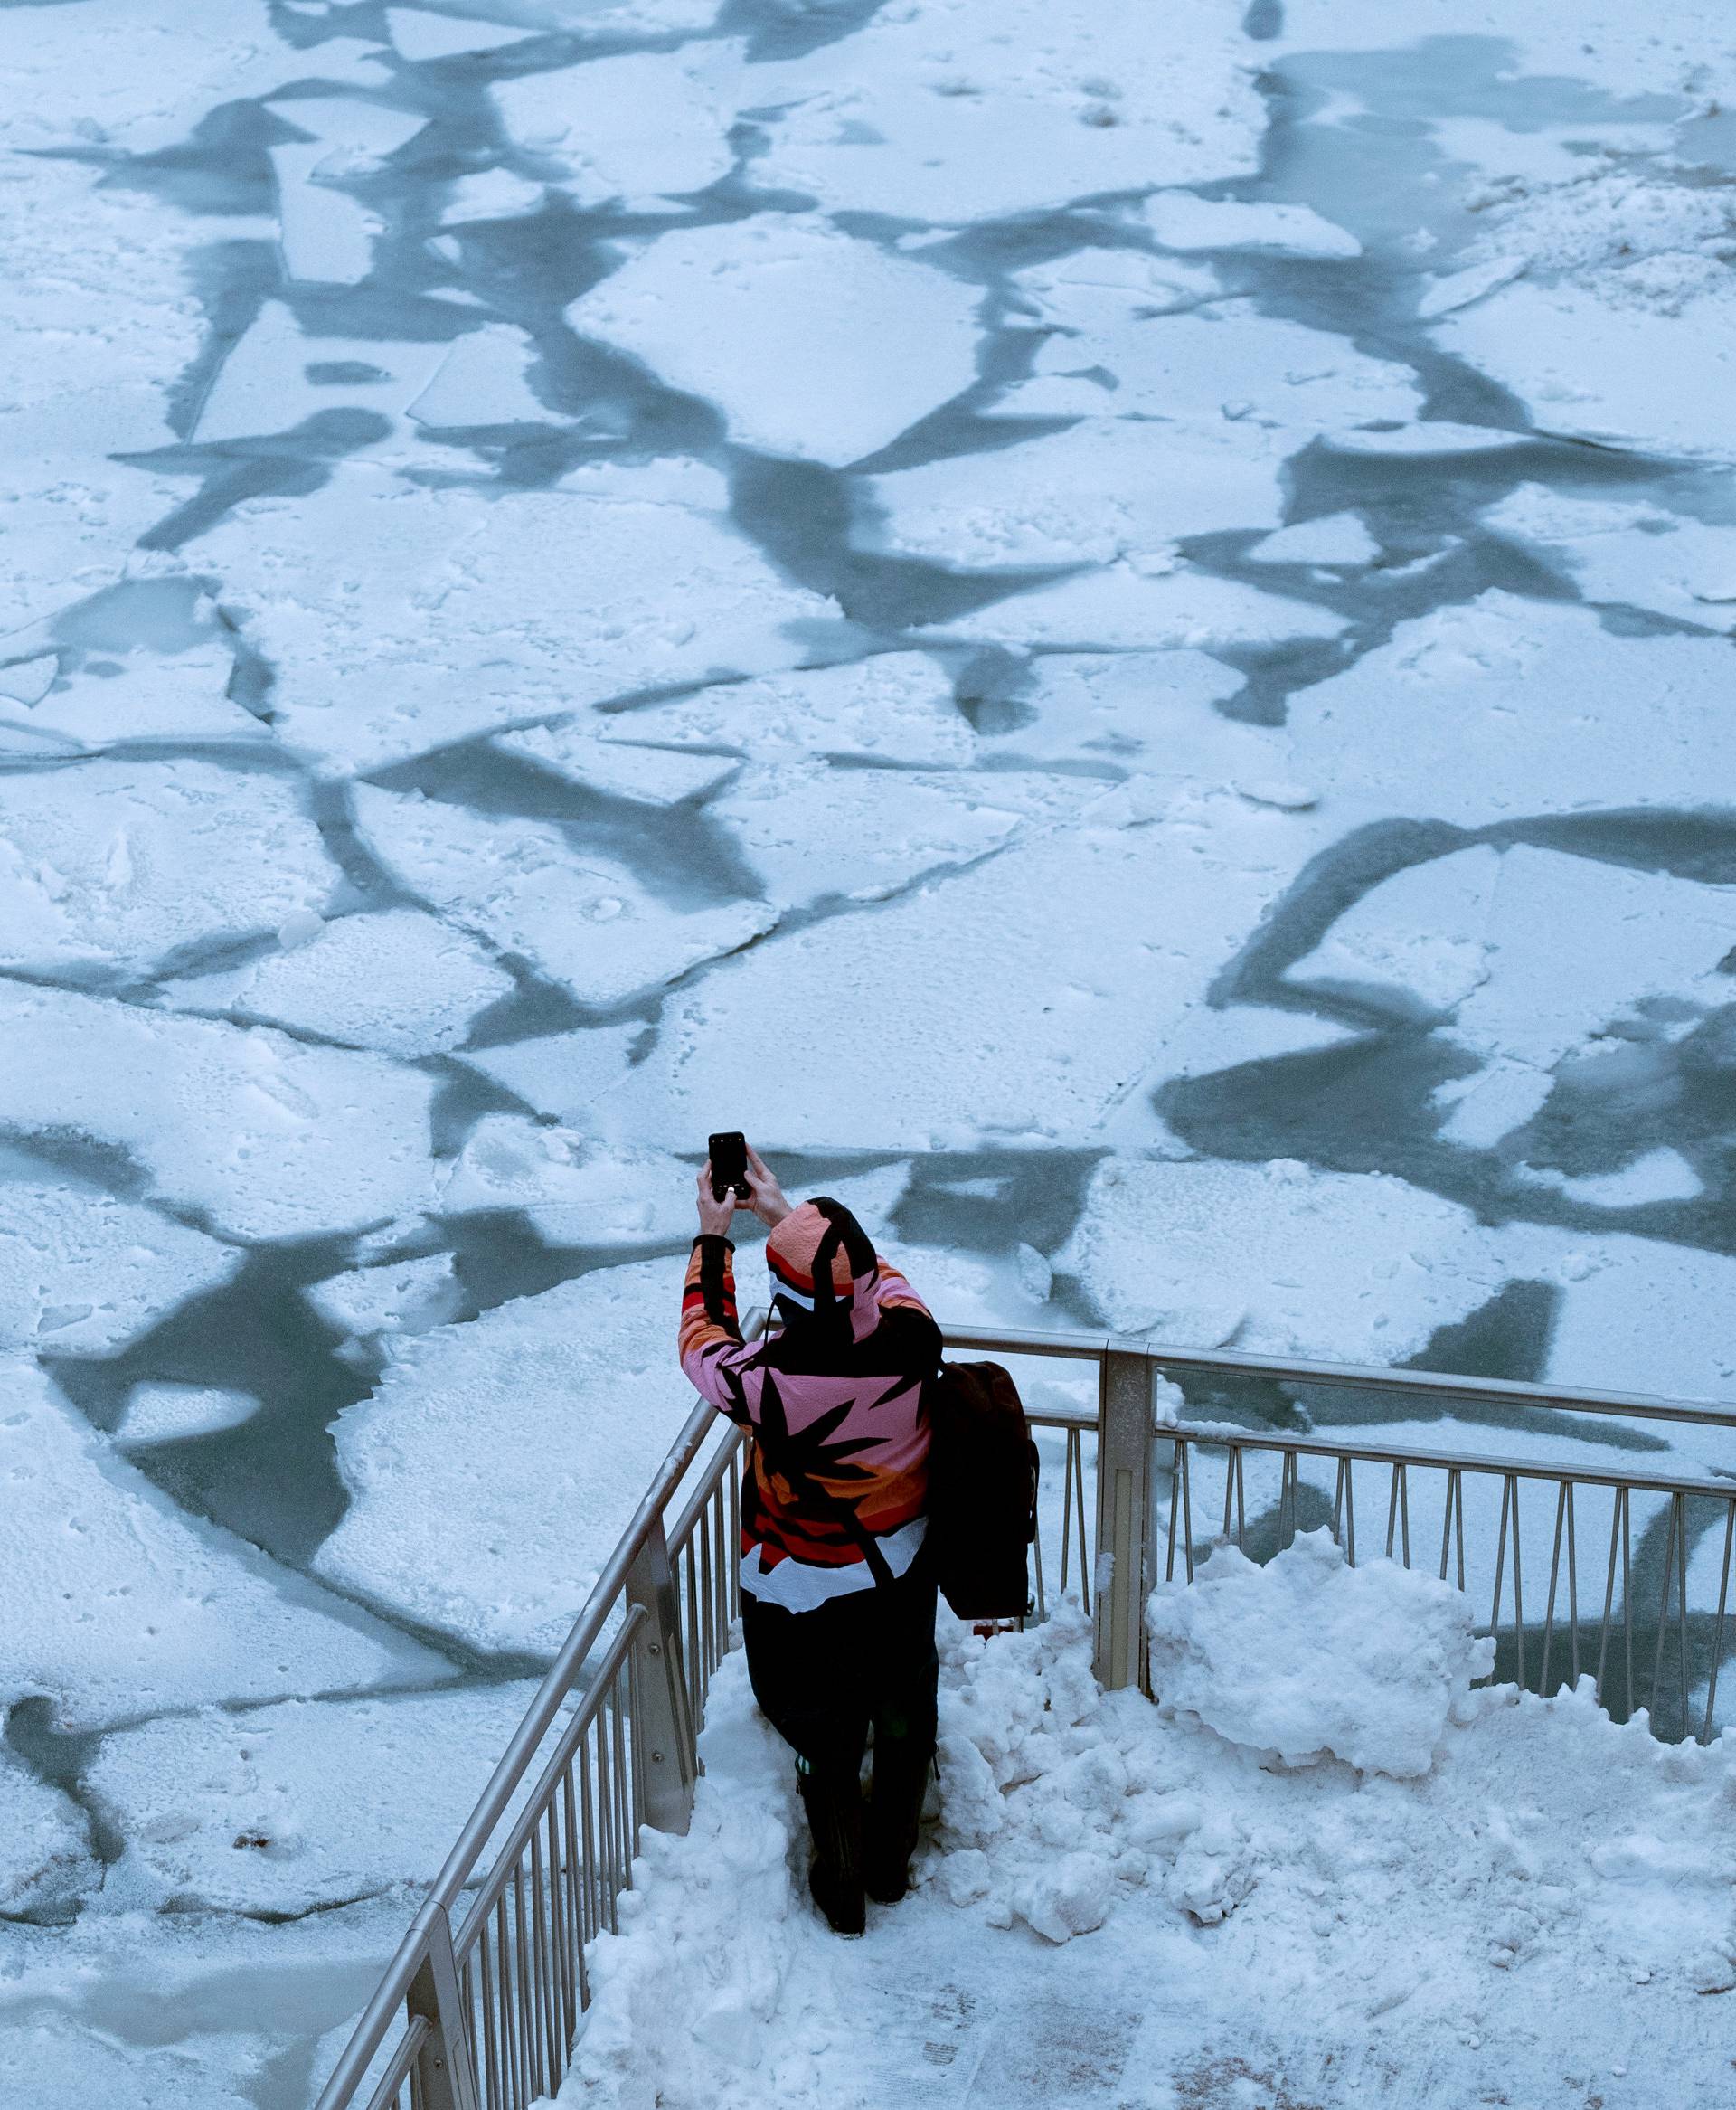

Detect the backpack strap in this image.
[775,1450,896,1592]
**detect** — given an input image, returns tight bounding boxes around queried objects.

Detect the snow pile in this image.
[1146,1533,1494,1778]
[561,1556,1735,2107]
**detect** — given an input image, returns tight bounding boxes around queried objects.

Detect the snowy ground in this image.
[5,0,1736,2104]
[565,1547,1736,2109]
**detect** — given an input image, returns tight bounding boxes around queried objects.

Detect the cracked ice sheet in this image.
[566,218,983,467]
[600,653,976,767]
[599,787,1341,1150]
[437,1120,693,1247]
[1269,0,1735,104]
[4,1894,420,2110]
[90,1681,547,1916]
[1292,846,1736,1071]
[455,1023,642,1126]
[0,647,269,755]
[727,0,1265,222]
[267,95,427,287]
[992,299,1421,434]
[304,1251,462,1342]
[1482,485,1736,633]
[978,648,1249,768]
[0,982,436,1240]
[163,907,514,1057]
[190,299,452,445]
[0,1182,239,1359]
[0,1746,94,1919]
[1285,591,1736,824]
[193,463,840,774]
[1060,1158,1502,1360]
[351,785,775,1009]
[497,723,738,806]
[0,1360,444,1734]
[494,47,739,206]
[0,758,335,979]
[1143,194,1362,259]
[315,1260,703,1654]
[1500,1224,1736,1421]
[856,418,1287,570]
[708,763,1058,912]
[924,560,1346,653]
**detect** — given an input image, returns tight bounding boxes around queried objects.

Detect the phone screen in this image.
[707,1131,749,1202]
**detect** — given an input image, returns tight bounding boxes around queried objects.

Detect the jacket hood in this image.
[765,1198,880,1342]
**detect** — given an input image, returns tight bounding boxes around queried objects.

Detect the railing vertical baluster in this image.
[1233,1446,1247,1551]
[1385,1465,1401,1561]
[1031,1462,1047,1619]
[1649,1492,1681,1723]
[1280,1450,1297,1552]
[1488,1475,1512,1682]
[1675,1496,1691,1746]
[1075,1429,1093,1613]
[1621,1490,1635,1724]
[1702,1500,1734,1744]
[1542,1481,1568,1697]
[1566,1483,1580,1689]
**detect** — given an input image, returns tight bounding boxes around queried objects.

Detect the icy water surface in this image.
[4,1,1736,2101]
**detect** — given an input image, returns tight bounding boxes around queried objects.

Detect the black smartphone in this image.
[708,1131,750,1203]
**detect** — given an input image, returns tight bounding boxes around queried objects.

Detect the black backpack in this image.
[925,1360,1040,1623]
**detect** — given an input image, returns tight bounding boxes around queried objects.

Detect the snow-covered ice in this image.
[566,218,983,466]
[315,1261,700,1653]
[351,784,776,1009]
[0,1359,443,1733]
[164,906,514,1056]
[10,0,1736,2098]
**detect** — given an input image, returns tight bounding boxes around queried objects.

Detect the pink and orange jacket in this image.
[679,1206,940,1614]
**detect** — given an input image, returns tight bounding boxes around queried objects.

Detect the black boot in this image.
[864,1736,931,1906]
[797,1765,865,1936]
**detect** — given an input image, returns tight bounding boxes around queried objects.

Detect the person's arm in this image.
[679,1167,757,1417]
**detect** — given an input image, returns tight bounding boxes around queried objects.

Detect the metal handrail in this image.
[313,1323,1736,2110]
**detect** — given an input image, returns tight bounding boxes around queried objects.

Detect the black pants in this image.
[741,1556,939,1784]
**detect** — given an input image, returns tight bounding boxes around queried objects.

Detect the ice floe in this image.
[995,300,1421,436]
[315,1260,700,1653]
[437,1119,691,1246]
[494,49,737,205]
[601,787,1339,1148]
[192,300,451,445]
[350,785,775,1009]
[0,759,334,979]
[0,646,269,752]
[0,982,437,1239]
[708,762,1028,909]
[1483,484,1736,632]
[195,466,838,773]
[1285,591,1736,821]
[164,907,514,1056]
[496,723,738,805]
[976,648,1250,766]
[601,654,975,767]
[1144,194,1362,259]
[404,323,562,429]
[0,1182,239,1358]
[565,218,982,466]
[1059,1157,1502,1361]
[0,1749,94,1921]
[1247,513,1381,567]
[857,418,1286,569]
[90,1681,545,1915]
[386,7,533,60]
[304,1252,464,1344]
[736,0,1264,222]
[455,1023,644,1126]
[927,560,1346,652]
[0,1360,442,1733]
[266,95,428,287]
[113,1383,261,1447]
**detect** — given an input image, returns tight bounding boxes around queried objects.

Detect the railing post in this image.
[406,1901,479,2110]
[625,1513,697,1835]
[1094,1345,1154,1694]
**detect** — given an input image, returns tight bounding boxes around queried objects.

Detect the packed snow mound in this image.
[1147,1533,1495,1779]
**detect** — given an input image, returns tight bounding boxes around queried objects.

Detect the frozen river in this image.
[3,1,1736,2103]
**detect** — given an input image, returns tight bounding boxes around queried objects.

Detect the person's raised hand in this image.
[743,1141,791,1228]
[694,1163,737,1239]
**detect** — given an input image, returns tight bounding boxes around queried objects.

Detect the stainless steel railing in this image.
[312,1324,1736,2110]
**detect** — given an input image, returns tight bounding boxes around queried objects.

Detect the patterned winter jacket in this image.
[679,1202,940,1613]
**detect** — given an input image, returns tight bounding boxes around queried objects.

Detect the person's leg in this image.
[863,1560,939,1904]
[741,1589,872,1935]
